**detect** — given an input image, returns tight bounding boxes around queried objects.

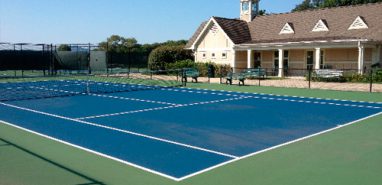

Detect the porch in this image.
[233,41,382,77]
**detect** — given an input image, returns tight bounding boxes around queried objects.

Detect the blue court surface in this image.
[0,80,381,181]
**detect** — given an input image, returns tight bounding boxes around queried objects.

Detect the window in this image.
[312,19,329,32]
[320,50,325,68]
[242,2,249,12]
[252,3,258,12]
[274,50,289,69]
[348,16,368,30]
[279,23,294,34]
[221,52,227,59]
[211,53,216,59]
[202,52,206,59]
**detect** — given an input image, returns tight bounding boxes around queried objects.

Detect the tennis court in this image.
[0,79,381,181]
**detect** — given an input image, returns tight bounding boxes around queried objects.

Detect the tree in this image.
[98,35,138,52]
[292,0,382,12]
[258,9,267,16]
[57,44,71,51]
[148,45,193,70]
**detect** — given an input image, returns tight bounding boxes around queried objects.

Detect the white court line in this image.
[170,87,382,109]
[1,100,381,181]
[0,120,179,181]
[179,87,382,104]
[177,111,382,181]
[0,102,238,160]
[29,86,178,106]
[76,96,251,120]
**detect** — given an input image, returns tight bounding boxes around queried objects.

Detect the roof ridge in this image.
[212,16,244,22]
[256,2,382,18]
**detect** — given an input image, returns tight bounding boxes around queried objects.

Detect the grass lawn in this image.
[0,82,381,185]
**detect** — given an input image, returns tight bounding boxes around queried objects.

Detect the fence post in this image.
[369,69,373,93]
[308,68,312,89]
[258,77,261,87]
[219,66,222,84]
[181,68,187,87]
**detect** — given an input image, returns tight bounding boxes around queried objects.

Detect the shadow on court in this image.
[0,138,105,185]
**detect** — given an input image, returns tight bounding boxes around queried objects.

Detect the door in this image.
[254,52,261,68]
[306,51,314,70]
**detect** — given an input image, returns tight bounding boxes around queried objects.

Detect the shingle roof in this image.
[186,2,382,48]
[247,2,382,44]
[213,17,251,44]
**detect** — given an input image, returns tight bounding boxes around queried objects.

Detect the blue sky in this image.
[0,0,302,44]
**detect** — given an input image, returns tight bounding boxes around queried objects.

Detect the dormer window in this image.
[279,23,295,34]
[348,16,368,30]
[312,19,329,32]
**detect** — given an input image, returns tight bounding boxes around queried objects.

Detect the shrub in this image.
[148,45,193,70]
[194,62,231,77]
[373,68,382,82]
[165,60,231,77]
[165,59,195,70]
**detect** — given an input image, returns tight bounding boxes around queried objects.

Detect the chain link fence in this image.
[182,66,382,93]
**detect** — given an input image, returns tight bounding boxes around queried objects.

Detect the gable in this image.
[279,23,295,34]
[187,17,250,50]
[348,16,368,30]
[312,19,329,32]
[196,22,232,49]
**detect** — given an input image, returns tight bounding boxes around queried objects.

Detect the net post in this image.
[88,43,91,75]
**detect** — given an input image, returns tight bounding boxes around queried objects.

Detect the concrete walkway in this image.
[197,77,382,93]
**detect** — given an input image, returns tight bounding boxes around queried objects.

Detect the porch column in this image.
[232,50,237,73]
[247,49,254,69]
[315,48,321,70]
[278,49,284,77]
[358,44,365,74]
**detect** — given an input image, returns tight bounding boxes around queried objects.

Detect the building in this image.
[185,0,382,77]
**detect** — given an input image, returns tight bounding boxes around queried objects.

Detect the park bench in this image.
[182,68,200,83]
[314,69,344,80]
[226,68,266,86]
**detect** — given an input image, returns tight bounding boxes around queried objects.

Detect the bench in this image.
[242,68,266,79]
[226,68,266,86]
[313,69,344,81]
[182,68,200,83]
[314,69,343,78]
[226,72,246,86]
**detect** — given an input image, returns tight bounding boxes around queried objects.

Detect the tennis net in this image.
[0,71,183,102]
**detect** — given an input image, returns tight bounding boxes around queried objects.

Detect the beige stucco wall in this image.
[325,48,372,70]
[261,51,273,69]
[235,51,247,69]
[288,50,305,69]
[195,50,233,65]
[194,23,233,65]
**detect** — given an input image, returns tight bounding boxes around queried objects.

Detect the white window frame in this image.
[221,52,227,59]
[279,23,295,34]
[312,19,329,32]
[348,16,368,30]
[201,52,207,59]
[211,53,216,59]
